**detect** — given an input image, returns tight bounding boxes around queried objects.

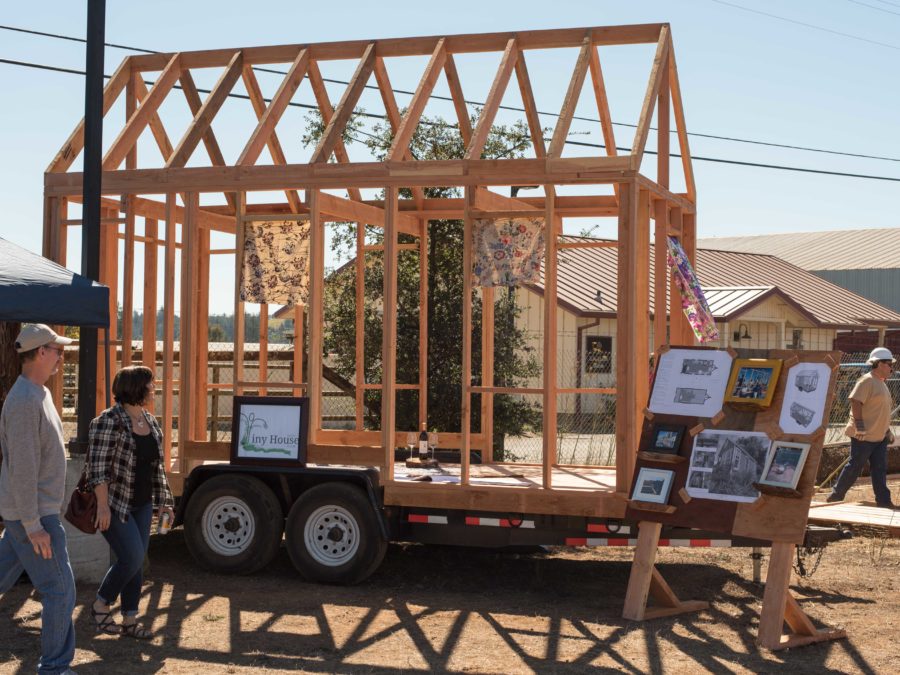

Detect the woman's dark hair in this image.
[112,365,154,405]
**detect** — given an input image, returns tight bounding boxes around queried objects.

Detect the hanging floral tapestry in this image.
[666,236,719,343]
[241,220,310,305]
[472,217,545,287]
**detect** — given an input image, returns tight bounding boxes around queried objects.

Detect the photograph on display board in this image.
[759,441,810,490]
[631,467,676,505]
[648,423,686,454]
[779,362,832,434]
[648,348,733,417]
[686,429,771,502]
[724,358,783,407]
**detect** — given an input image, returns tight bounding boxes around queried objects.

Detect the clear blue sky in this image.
[2,1,898,313]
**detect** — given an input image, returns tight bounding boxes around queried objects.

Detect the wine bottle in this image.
[418,423,429,458]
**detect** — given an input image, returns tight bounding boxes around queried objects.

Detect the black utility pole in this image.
[74,0,106,453]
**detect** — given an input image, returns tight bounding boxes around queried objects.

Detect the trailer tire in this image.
[184,474,283,575]
[284,482,386,585]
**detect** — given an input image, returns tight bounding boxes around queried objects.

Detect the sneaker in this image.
[825,494,843,503]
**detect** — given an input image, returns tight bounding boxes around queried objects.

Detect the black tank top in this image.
[131,432,158,508]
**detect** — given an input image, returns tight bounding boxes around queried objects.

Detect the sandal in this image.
[90,605,122,635]
[120,622,153,640]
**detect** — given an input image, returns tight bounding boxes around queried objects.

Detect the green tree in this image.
[304,110,543,457]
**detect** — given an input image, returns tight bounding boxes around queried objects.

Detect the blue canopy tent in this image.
[0,236,111,412]
[0,237,109,327]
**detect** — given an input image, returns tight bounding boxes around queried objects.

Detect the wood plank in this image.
[461,188,475,484]
[653,199,668,351]
[383,481,628,518]
[355,221,366,431]
[179,193,198,461]
[615,182,636,492]
[238,48,310,167]
[305,60,364,203]
[371,56,426,208]
[387,39,448,161]
[310,43,376,164]
[542,194,558,487]
[240,65,303,212]
[512,51,555,201]
[127,25,666,73]
[757,541,793,648]
[161,195,177,467]
[168,52,244,169]
[622,521,662,621]
[142,218,158,369]
[307,190,324,441]
[481,285,494,464]
[668,43,696,201]
[443,53,473,145]
[45,156,636,195]
[547,36,592,158]
[381,188,399,475]
[656,35,670,189]
[465,38,518,160]
[630,26,670,168]
[194,222,210,440]
[233,193,246,396]
[318,191,419,234]
[418,222,429,439]
[48,57,131,173]
[104,54,182,170]
[121,196,136,366]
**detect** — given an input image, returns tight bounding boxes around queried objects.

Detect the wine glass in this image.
[428,431,439,460]
[405,432,417,460]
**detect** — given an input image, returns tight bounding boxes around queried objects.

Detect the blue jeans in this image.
[0,515,76,674]
[97,502,152,616]
[829,437,892,505]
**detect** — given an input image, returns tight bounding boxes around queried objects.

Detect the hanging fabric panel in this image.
[240,220,311,305]
[472,216,545,287]
[666,236,719,343]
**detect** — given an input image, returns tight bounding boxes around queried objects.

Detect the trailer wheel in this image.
[184,474,283,575]
[284,482,386,585]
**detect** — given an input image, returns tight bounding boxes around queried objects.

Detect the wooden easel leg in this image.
[623,521,662,620]
[623,521,708,621]
[758,542,847,650]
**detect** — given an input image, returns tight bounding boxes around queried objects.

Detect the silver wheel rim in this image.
[201,495,256,556]
[304,504,359,567]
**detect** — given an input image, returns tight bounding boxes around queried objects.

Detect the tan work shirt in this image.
[844,373,892,441]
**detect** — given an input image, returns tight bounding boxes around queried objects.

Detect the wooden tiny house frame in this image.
[44,23,696,512]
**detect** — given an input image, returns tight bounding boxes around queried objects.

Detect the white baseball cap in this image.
[14,323,73,353]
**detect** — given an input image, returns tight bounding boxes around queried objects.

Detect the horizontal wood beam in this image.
[317,192,420,234]
[126,24,667,71]
[45,156,636,195]
[69,194,236,233]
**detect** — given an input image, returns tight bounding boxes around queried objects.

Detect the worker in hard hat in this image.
[827,347,896,508]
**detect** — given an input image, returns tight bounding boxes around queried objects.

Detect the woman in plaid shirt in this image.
[86,366,174,639]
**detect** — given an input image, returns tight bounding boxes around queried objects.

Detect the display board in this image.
[625,346,840,544]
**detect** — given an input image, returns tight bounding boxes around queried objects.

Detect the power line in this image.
[2,23,899,164]
[3,55,900,184]
[845,0,900,17]
[709,0,900,51]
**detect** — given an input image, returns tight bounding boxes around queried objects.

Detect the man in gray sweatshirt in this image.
[0,323,77,674]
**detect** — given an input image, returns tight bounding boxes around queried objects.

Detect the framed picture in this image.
[631,467,675,505]
[686,429,771,502]
[724,358,783,407]
[759,441,810,490]
[230,396,309,467]
[648,348,733,417]
[584,335,612,374]
[648,423,686,454]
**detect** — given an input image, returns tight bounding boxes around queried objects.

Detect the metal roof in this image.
[527,237,900,328]
[698,228,900,271]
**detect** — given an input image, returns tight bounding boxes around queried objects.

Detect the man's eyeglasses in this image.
[43,345,65,357]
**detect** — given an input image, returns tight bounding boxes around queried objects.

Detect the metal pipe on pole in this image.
[74,0,106,452]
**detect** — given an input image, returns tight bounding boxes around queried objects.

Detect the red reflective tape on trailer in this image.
[606,538,633,546]
[407,514,448,524]
[657,539,732,547]
[465,516,479,526]
[565,537,588,546]
[692,539,712,547]
[659,539,670,546]
[568,538,638,547]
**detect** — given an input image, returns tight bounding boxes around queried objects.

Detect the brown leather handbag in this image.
[64,468,97,534]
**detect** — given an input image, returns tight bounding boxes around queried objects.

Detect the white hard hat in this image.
[867,347,895,364]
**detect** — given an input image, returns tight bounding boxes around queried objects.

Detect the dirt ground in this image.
[2,475,900,674]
